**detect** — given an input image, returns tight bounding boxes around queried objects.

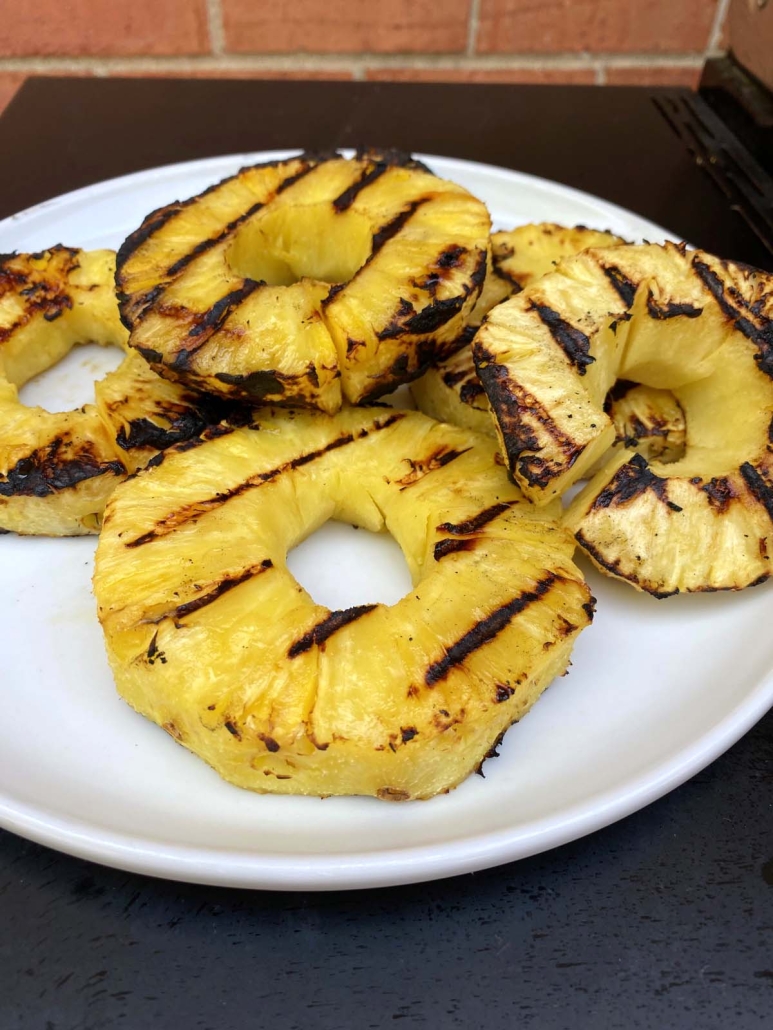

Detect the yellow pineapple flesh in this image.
[117,150,491,409]
[94,407,593,799]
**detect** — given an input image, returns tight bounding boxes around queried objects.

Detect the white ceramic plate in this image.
[1,152,771,892]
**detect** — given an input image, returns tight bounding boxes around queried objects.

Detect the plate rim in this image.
[0,149,768,891]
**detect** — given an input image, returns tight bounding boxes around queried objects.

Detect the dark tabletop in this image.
[1,78,771,1030]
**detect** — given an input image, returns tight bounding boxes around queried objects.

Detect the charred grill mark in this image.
[473,354,583,488]
[116,199,194,276]
[437,502,515,536]
[646,294,703,320]
[346,336,365,357]
[396,446,471,489]
[433,537,476,561]
[288,604,377,658]
[740,462,773,522]
[0,437,124,498]
[332,162,390,212]
[171,280,264,368]
[125,413,405,547]
[575,530,679,599]
[591,453,682,511]
[146,560,273,625]
[692,257,773,378]
[162,197,266,278]
[369,198,429,261]
[601,265,638,307]
[701,476,737,513]
[214,369,286,401]
[377,248,486,340]
[115,405,221,453]
[531,302,594,374]
[424,575,558,686]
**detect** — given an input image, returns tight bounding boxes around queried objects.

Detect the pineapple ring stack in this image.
[474,242,773,597]
[0,247,242,536]
[93,407,593,800]
[116,149,491,410]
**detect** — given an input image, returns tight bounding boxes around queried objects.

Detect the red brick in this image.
[222,0,471,54]
[365,66,596,84]
[476,0,719,54]
[0,75,24,116]
[0,0,209,57]
[606,66,701,87]
[117,68,355,81]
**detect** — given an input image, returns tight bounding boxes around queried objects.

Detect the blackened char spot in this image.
[224,721,241,740]
[259,734,280,752]
[740,462,773,522]
[591,453,680,510]
[215,369,286,401]
[459,381,485,405]
[494,684,515,703]
[0,438,124,498]
[396,447,471,488]
[433,537,475,561]
[400,726,418,743]
[531,302,594,374]
[288,604,378,658]
[424,575,558,686]
[146,631,167,666]
[602,265,638,307]
[115,395,232,451]
[702,476,736,513]
[437,501,514,535]
[42,294,73,322]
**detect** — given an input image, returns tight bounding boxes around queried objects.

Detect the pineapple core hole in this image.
[19,343,124,414]
[228,204,374,287]
[286,520,413,609]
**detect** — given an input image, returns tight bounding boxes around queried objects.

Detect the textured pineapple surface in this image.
[116,149,491,409]
[0,248,252,535]
[473,241,773,596]
[413,224,626,436]
[94,407,593,800]
[0,247,130,535]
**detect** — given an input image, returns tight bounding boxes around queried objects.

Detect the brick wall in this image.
[0,0,730,115]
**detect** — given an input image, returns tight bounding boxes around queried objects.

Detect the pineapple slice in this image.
[0,247,245,535]
[473,242,733,506]
[473,241,773,595]
[0,247,129,535]
[117,149,491,410]
[413,224,626,437]
[412,345,686,471]
[94,407,593,800]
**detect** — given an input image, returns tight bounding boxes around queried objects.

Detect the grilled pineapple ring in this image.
[116,149,491,410]
[0,247,130,535]
[474,242,773,596]
[94,408,593,800]
[0,247,242,536]
[413,223,626,437]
